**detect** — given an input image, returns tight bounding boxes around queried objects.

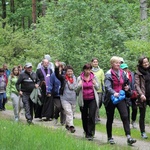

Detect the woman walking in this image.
[6,66,23,121]
[104,56,136,145]
[76,63,99,141]
[55,61,77,133]
[135,56,150,139]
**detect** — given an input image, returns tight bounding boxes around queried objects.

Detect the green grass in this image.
[74,118,150,142]
[0,119,131,150]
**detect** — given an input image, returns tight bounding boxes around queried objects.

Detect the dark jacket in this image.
[103,69,129,107]
[16,71,40,93]
[48,72,61,97]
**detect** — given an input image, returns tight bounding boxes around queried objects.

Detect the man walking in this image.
[16,63,40,124]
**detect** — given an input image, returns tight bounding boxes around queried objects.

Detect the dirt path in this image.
[1,109,150,150]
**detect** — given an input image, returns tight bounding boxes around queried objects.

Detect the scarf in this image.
[41,67,50,93]
[92,66,100,72]
[138,66,150,99]
[65,74,74,84]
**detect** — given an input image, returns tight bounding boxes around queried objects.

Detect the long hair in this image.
[138,56,149,67]
[11,66,19,78]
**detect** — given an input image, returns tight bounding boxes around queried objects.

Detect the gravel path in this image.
[1,109,150,150]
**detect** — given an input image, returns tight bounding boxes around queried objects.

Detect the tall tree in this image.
[2,0,6,28]
[10,0,15,31]
[140,0,148,40]
[32,0,36,25]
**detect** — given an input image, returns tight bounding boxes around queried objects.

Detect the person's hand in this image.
[19,91,23,96]
[92,79,96,85]
[114,92,119,97]
[78,80,82,86]
[47,94,51,97]
[35,84,39,88]
[140,94,146,102]
[124,85,129,91]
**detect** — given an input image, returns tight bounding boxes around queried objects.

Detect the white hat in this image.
[119,57,124,63]
[44,54,51,61]
[25,62,32,68]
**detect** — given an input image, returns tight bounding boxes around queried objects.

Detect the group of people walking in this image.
[1,54,150,146]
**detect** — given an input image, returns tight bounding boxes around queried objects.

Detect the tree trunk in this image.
[32,0,36,24]
[42,0,47,16]
[140,0,148,40]
[22,17,25,29]
[2,0,6,28]
[10,0,15,31]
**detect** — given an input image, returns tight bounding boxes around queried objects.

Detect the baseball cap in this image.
[25,62,32,68]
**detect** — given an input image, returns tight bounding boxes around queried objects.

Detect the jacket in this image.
[30,88,42,105]
[76,73,100,107]
[6,76,18,98]
[48,72,61,97]
[104,69,129,107]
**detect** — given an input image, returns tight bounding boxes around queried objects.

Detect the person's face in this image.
[142,58,149,69]
[26,67,32,73]
[84,69,91,76]
[43,60,49,68]
[0,72,4,76]
[3,65,7,70]
[66,69,73,77]
[112,60,121,70]
[92,60,98,68]
[13,68,19,75]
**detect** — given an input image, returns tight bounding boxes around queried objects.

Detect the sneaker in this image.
[141,132,148,139]
[15,117,19,122]
[131,121,137,129]
[69,126,76,133]
[108,138,115,145]
[86,135,93,141]
[53,119,58,125]
[27,120,34,125]
[65,125,70,130]
[127,137,136,145]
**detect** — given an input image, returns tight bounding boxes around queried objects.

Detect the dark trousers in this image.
[139,106,146,133]
[54,97,66,124]
[127,99,137,123]
[22,92,33,121]
[105,100,130,139]
[80,99,97,137]
[131,99,137,122]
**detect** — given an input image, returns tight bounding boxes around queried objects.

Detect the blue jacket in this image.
[48,73,61,97]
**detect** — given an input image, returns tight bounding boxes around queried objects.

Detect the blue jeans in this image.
[0,93,7,109]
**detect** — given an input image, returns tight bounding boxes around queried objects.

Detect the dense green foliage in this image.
[0,0,150,74]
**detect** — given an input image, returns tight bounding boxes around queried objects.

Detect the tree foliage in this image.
[0,0,150,75]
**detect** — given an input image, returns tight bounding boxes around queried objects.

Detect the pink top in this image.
[81,72,95,100]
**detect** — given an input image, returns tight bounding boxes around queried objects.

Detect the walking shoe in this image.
[127,137,136,145]
[27,120,34,125]
[108,138,115,144]
[141,132,148,139]
[65,125,70,130]
[131,121,137,129]
[69,126,76,133]
[15,117,19,122]
[86,135,93,141]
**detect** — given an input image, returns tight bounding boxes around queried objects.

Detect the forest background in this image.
[0,0,150,75]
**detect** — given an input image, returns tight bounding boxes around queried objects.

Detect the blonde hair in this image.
[110,56,121,65]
